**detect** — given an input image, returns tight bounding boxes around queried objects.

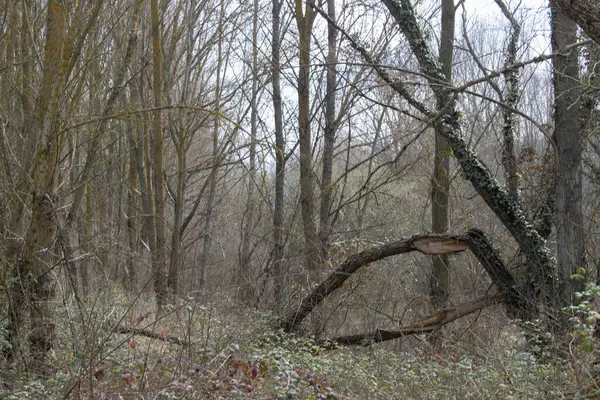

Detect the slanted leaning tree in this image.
[282,0,592,336]
[380,0,557,313]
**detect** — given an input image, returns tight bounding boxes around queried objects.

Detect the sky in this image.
[462,0,552,55]
[465,0,546,16]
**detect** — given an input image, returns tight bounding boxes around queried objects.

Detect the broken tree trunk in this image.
[281,229,526,332]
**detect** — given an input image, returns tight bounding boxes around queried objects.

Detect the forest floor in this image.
[0,286,597,399]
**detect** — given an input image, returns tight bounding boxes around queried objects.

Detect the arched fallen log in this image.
[281,229,528,333]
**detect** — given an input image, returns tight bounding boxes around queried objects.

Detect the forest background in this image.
[1,0,600,398]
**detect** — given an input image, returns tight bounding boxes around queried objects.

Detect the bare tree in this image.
[239,0,260,303]
[430,0,455,325]
[199,0,226,289]
[318,0,338,261]
[495,0,521,203]
[296,0,320,272]
[150,0,168,310]
[551,0,585,305]
[269,0,287,309]
[6,0,102,375]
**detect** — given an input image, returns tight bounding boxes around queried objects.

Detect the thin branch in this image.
[116,327,190,346]
[308,1,433,117]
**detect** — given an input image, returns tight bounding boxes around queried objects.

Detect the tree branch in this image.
[117,327,190,346]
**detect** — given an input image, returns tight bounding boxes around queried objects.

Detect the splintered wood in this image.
[412,237,469,255]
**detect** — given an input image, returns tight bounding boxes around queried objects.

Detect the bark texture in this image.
[7,0,68,375]
[555,0,600,45]
[495,0,521,203]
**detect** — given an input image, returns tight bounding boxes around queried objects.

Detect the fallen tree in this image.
[281,229,529,335]
[330,295,503,346]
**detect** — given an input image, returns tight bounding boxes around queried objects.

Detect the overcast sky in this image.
[465,0,546,16]
[462,0,551,55]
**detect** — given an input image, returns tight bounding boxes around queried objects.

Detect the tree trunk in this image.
[270,0,286,309]
[319,0,337,262]
[239,0,259,303]
[167,0,194,301]
[296,0,319,272]
[382,0,556,309]
[199,0,225,290]
[551,1,585,305]
[8,0,68,375]
[496,0,521,203]
[81,182,93,295]
[130,60,155,260]
[126,128,138,293]
[554,0,600,46]
[430,0,454,320]
[150,0,168,311]
[357,107,386,228]
[167,132,184,300]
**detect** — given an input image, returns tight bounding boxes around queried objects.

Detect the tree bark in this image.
[81,182,93,295]
[199,0,225,290]
[239,0,259,303]
[167,0,194,301]
[130,57,156,260]
[126,127,138,293]
[554,0,600,45]
[495,0,521,204]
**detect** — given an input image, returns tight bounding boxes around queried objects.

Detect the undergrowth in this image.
[0,285,597,399]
